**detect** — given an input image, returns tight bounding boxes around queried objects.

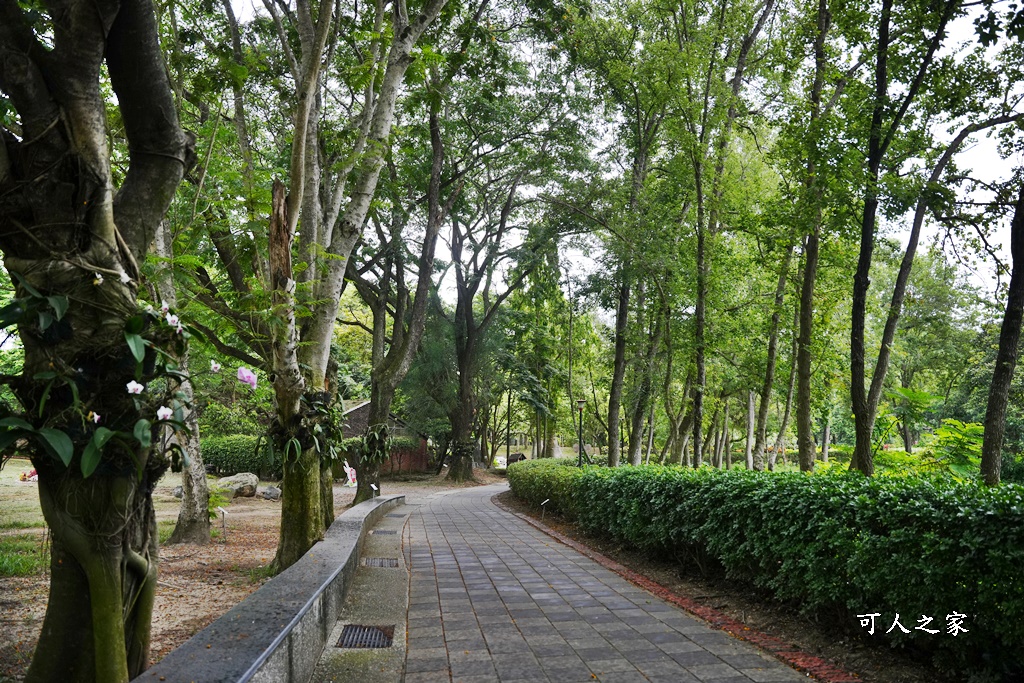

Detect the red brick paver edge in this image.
[492,495,860,683]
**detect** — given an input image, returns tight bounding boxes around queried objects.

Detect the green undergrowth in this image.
[507,459,1024,679]
[201,435,278,478]
[157,520,176,544]
[0,533,49,577]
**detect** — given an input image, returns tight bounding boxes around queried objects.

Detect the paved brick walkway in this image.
[403,484,807,683]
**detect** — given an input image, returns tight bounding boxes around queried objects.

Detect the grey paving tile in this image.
[449,659,496,677]
[402,485,806,683]
[719,654,777,669]
[739,668,809,682]
[405,672,452,683]
[686,662,743,680]
[586,658,637,673]
[405,656,451,673]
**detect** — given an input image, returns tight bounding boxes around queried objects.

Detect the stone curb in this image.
[492,494,861,683]
[137,494,405,683]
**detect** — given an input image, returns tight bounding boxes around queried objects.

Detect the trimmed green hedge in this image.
[201,435,277,478]
[506,458,582,514]
[507,461,1024,675]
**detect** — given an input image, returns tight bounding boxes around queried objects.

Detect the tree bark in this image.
[796,229,820,473]
[607,277,630,466]
[268,181,321,572]
[821,411,831,462]
[796,0,829,474]
[0,0,193,678]
[982,186,1024,486]
[628,295,663,465]
[850,0,957,475]
[154,221,210,545]
[754,243,794,469]
[771,307,800,470]
[745,390,755,469]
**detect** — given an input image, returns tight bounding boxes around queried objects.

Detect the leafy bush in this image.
[1003,453,1024,484]
[506,458,583,515]
[208,488,232,518]
[391,436,420,452]
[827,444,854,463]
[198,401,262,437]
[510,463,1024,675]
[201,435,277,477]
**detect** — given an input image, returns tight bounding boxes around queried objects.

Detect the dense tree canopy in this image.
[2,0,1023,678]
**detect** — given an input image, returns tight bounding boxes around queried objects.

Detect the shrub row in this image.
[507,461,1024,675]
[506,458,582,514]
[201,435,278,478]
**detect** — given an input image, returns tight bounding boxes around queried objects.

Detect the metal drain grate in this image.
[363,557,400,568]
[371,529,397,535]
[337,624,394,648]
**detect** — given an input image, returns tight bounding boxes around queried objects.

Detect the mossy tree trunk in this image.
[154,221,210,545]
[982,186,1024,486]
[0,1,193,681]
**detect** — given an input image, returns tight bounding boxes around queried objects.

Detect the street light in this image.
[577,399,586,467]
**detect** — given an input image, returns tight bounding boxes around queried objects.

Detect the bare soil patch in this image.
[493,490,957,683]
[0,466,501,682]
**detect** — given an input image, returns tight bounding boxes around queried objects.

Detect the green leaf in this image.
[81,427,115,477]
[133,419,152,448]
[37,428,73,467]
[11,272,42,298]
[0,430,22,451]
[0,417,33,430]
[0,301,24,328]
[38,311,54,331]
[183,324,206,343]
[125,332,145,364]
[37,380,53,418]
[46,295,68,321]
[125,315,145,335]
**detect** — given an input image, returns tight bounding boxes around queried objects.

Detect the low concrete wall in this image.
[136,494,405,683]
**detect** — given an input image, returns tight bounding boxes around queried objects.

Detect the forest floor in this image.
[1,462,954,683]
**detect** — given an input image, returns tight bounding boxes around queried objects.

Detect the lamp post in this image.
[577,399,586,466]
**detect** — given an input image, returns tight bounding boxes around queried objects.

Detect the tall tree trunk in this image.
[693,216,708,469]
[797,229,820,473]
[154,221,211,545]
[771,309,800,470]
[821,412,831,462]
[355,384,397,503]
[745,390,755,469]
[1,0,194,677]
[850,0,957,475]
[607,277,630,466]
[545,414,557,459]
[628,294,663,465]
[754,243,794,469]
[349,74,453,503]
[700,405,719,467]
[796,0,828,474]
[449,323,477,480]
[720,398,730,468]
[982,187,1024,486]
[268,181,321,572]
[644,402,656,464]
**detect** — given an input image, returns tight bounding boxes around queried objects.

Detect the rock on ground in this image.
[215,473,258,498]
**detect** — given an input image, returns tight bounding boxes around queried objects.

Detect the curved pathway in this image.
[403,483,807,683]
